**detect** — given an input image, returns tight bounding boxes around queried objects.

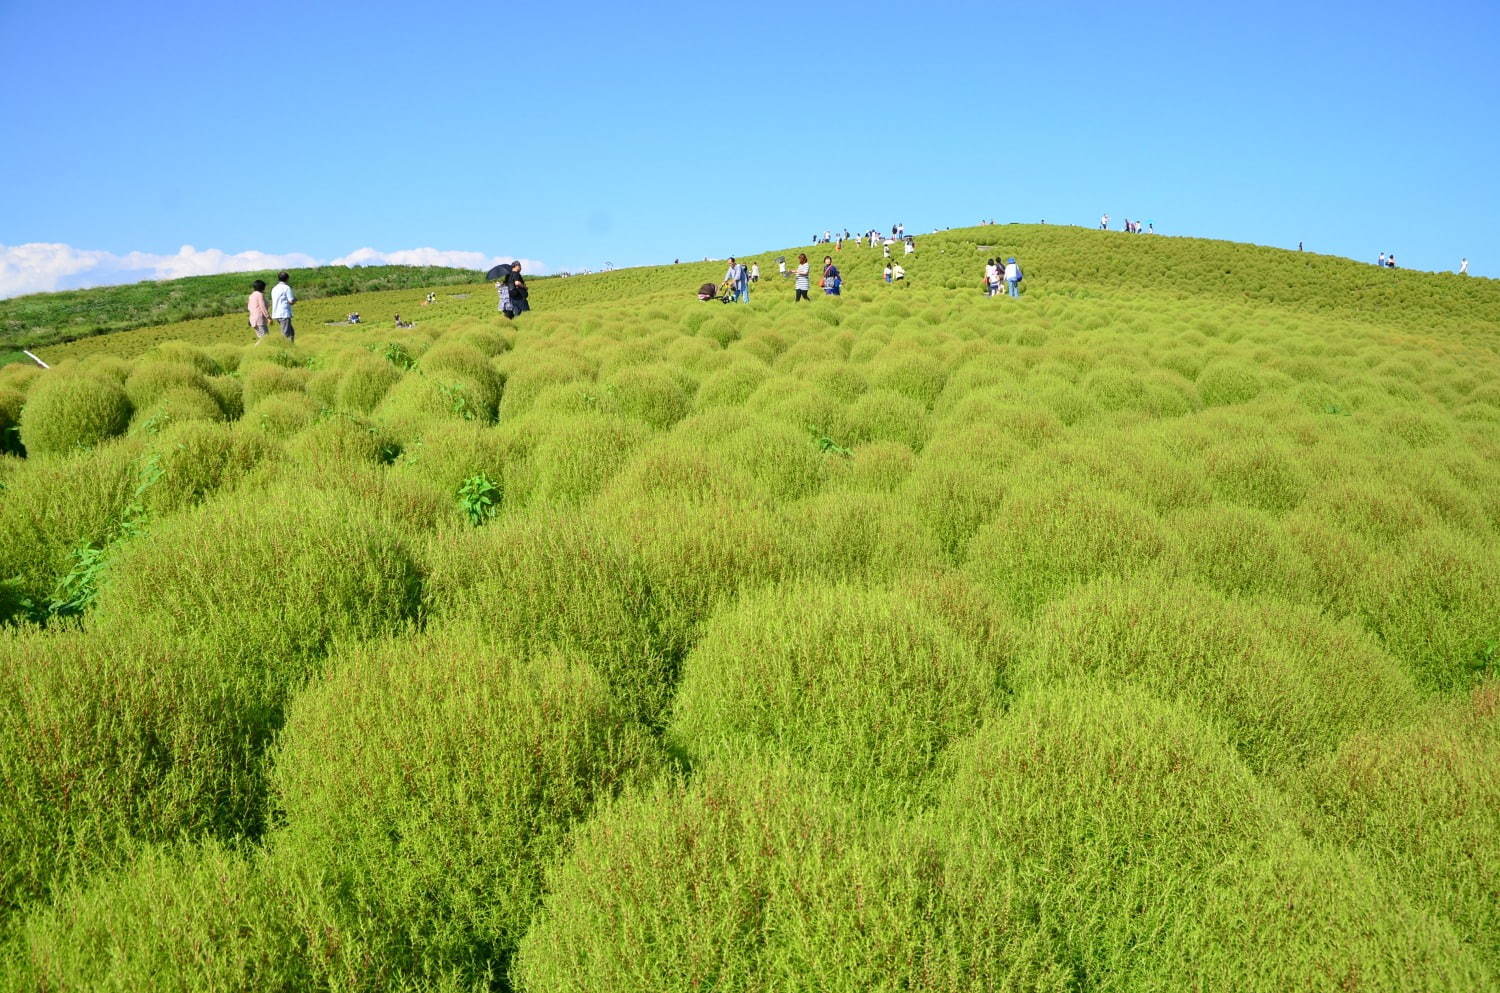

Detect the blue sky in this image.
[1,0,1495,296]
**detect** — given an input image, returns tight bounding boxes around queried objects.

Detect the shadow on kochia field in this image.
[0,226,1497,991]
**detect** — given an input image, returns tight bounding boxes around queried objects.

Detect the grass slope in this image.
[0,224,1497,991]
[0,264,482,358]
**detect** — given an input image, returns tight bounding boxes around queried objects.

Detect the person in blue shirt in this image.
[822,256,841,295]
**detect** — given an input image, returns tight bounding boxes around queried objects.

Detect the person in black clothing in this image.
[498,261,529,319]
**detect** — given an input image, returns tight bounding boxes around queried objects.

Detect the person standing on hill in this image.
[270,271,296,342]
[750,262,760,283]
[794,254,811,301]
[1005,256,1023,298]
[1460,258,1469,275]
[1387,254,1397,269]
[883,261,893,283]
[822,255,841,295]
[247,279,271,342]
[1377,252,1386,267]
[510,263,530,314]
[1100,213,1110,230]
[984,258,999,297]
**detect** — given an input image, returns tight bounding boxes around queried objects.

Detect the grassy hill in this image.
[0,225,1496,991]
[0,264,483,361]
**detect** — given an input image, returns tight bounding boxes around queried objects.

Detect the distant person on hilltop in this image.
[1100,213,1110,230]
[247,279,270,342]
[750,262,760,283]
[1377,252,1386,267]
[1387,254,1397,269]
[270,271,296,342]
[794,254,811,301]
[904,237,915,255]
[778,257,787,278]
[1460,258,1469,275]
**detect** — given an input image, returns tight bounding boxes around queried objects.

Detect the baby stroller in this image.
[716,278,737,303]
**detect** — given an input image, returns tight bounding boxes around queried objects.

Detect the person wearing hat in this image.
[1004,256,1023,298]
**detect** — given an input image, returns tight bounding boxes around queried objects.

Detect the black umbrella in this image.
[485,263,513,281]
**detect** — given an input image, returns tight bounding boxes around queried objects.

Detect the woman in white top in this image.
[794,253,811,301]
[984,259,999,296]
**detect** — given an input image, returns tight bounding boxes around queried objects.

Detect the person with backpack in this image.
[822,255,841,295]
[1004,256,1023,297]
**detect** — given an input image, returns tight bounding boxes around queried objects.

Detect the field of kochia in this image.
[0,225,1496,991]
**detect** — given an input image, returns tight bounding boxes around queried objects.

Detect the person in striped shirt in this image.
[794,253,810,301]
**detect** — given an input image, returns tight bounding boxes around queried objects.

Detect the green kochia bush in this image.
[422,510,666,722]
[935,682,1490,992]
[335,355,403,412]
[17,371,133,455]
[964,484,1168,612]
[266,633,660,989]
[0,437,141,612]
[1307,682,1500,973]
[1359,526,1500,690]
[12,842,316,993]
[90,484,422,669]
[138,420,271,516]
[669,582,1003,800]
[0,631,284,919]
[514,758,1072,993]
[1012,576,1422,774]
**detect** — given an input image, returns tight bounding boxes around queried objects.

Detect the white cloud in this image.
[0,243,547,299]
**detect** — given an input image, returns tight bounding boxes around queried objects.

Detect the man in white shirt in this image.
[270,271,297,341]
[1459,258,1469,275]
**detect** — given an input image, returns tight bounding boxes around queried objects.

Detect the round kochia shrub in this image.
[138,420,271,515]
[1307,682,1500,974]
[122,360,210,411]
[17,372,132,454]
[935,682,1489,992]
[12,842,315,993]
[0,630,285,918]
[267,633,659,988]
[0,437,141,609]
[335,355,403,412]
[422,509,666,722]
[90,483,422,669]
[669,582,1002,799]
[514,758,1071,993]
[964,483,1168,611]
[129,385,226,434]
[1012,575,1421,773]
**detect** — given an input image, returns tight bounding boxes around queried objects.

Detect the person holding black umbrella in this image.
[493,261,529,319]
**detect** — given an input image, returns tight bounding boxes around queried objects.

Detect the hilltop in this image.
[18,225,1500,368]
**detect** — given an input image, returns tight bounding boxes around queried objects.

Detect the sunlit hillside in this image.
[1,225,1496,992]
